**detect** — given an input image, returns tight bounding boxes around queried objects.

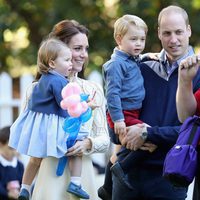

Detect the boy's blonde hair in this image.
[37,38,70,74]
[114,14,148,40]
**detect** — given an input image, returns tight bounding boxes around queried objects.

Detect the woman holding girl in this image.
[23,19,109,200]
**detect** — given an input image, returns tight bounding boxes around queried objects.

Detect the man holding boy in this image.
[112,5,200,200]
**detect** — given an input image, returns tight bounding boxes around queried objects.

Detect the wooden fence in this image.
[0,72,34,128]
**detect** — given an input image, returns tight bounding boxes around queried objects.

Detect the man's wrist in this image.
[141,126,148,141]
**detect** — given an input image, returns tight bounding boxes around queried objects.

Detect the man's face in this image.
[158,12,191,62]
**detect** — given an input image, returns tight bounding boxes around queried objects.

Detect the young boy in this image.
[99,14,156,199]
[0,126,24,200]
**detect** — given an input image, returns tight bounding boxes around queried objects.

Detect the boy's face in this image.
[0,142,17,161]
[117,24,146,56]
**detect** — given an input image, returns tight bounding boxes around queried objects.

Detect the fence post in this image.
[19,74,34,111]
[0,72,13,128]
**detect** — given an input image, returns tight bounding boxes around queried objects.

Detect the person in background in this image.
[99,14,157,200]
[27,19,110,200]
[176,54,200,200]
[112,5,200,200]
[0,126,24,200]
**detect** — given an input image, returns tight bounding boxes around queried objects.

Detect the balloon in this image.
[57,83,93,177]
[68,103,83,117]
[80,107,92,123]
[60,99,69,110]
[80,93,89,102]
[61,82,81,98]
[62,117,80,133]
[63,95,81,109]
[81,101,88,113]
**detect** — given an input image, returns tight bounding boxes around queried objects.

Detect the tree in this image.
[1,0,200,77]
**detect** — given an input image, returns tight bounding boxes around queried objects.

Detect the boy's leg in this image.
[111,150,149,190]
[98,160,113,199]
[120,150,149,173]
[98,145,121,200]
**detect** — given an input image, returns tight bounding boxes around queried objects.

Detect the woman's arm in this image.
[85,82,110,154]
[66,80,110,156]
[176,55,200,122]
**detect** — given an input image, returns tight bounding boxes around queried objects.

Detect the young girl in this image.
[9,38,89,200]
[0,126,24,200]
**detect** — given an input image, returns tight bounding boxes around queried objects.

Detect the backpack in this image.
[163,115,200,187]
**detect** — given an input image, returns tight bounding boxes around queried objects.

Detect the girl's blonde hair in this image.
[114,14,148,40]
[37,38,69,74]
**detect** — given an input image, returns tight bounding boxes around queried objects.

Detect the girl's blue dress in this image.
[9,71,70,158]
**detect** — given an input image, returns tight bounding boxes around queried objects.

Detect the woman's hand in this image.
[179,54,200,83]
[66,138,92,157]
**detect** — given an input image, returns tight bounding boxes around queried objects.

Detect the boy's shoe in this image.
[97,186,112,200]
[110,162,133,190]
[67,182,90,199]
[18,188,30,200]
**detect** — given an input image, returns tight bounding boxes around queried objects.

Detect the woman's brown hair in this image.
[49,20,89,78]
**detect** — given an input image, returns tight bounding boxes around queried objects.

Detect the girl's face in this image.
[67,33,89,74]
[50,47,73,77]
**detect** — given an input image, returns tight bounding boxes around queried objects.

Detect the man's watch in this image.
[141,128,148,141]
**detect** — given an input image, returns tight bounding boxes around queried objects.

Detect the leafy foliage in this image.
[1,0,200,76]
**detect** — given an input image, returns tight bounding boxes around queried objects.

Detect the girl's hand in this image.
[66,138,92,157]
[87,99,99,110]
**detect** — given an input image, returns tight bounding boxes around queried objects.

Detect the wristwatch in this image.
[141,128,148,141]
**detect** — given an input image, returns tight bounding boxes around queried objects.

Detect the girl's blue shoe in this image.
[67,182,89,199]
[18,188,30,200]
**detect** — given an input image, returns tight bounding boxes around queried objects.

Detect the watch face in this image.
[141,131,148,140]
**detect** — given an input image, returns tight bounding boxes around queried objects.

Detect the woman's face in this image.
[67,33,89,74]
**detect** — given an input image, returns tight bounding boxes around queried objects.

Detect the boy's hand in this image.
[114,121,126,135]
[147,52,159,60]
[140,142,157,152]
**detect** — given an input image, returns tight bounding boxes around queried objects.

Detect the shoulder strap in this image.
[187,117,200,146]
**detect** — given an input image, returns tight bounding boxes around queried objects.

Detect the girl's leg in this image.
[67,156,90,199]
[22,157,42,185]
[68,156,82,186]
[19,157,42,198]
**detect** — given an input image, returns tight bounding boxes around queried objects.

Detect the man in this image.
[112,5,200,200]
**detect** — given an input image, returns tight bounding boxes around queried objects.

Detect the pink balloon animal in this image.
[60,82,88,117]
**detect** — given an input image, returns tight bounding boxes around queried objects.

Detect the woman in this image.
[176,54,200,200]
[30,20,110,200]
